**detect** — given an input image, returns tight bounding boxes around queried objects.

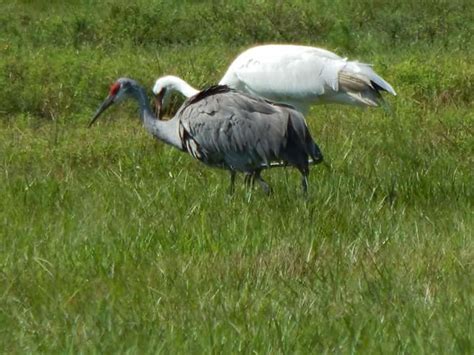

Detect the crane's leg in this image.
[302,174,308,194]
[255,170,272,195]
[298,166,310,195]
[229,171,236,194]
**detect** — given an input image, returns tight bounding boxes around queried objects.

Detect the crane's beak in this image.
[153,89,166,120]
[88,95,115,127]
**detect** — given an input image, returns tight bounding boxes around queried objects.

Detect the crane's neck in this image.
[131,84,183,151]
[166,76,199,98]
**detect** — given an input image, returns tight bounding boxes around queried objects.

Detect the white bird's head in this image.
[152,76,179,111]
[152,75,200,116]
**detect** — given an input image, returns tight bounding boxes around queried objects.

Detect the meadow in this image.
[0,0,472,352]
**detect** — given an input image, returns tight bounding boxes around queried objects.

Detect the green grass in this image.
[0,0,473,352]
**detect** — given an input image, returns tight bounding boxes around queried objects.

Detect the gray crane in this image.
[89,78,323,194]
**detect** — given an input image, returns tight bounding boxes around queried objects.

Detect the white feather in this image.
[153,44,396,114]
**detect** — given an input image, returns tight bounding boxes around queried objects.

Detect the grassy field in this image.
[0,0,473,352]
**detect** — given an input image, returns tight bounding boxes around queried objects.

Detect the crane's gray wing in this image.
[176,86,299,171]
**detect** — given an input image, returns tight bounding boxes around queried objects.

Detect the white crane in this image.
[89,78,323,194]
[153,44,396,114]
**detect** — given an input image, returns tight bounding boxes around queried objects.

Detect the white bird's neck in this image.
[161,75,199,98]
[131,84,182,151]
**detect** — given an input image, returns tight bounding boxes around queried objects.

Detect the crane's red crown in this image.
[109,82,121,96]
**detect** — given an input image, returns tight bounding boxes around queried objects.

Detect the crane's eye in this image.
[109,82,121,96]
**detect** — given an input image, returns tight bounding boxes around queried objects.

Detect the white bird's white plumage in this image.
[153,44,396,114]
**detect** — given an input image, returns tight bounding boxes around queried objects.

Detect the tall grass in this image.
[0,0,472,352]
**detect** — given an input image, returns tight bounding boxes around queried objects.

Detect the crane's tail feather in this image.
[286,113,324,164]
[338,62,396,107]
[344,62,397,95]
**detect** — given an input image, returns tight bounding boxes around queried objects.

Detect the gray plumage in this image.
[89,78,323,194]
